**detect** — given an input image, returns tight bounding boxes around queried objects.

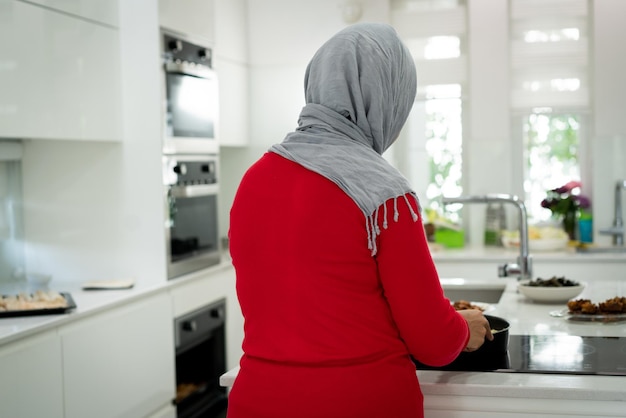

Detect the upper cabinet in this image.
[0,1,122,142]
[159,0,215,44]
[23,0,119,27]
[214,0,249,147]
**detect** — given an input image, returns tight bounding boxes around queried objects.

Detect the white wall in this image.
[219,0,390,240]
[21,1,166,284]
[219,0,626,248]
[591,0,626,246]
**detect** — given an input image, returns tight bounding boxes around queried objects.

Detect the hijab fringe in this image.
[368,194,421,257]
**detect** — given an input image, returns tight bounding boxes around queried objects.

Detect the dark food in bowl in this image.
[525,276,579,287]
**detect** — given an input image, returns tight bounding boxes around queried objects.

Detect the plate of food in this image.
[550,296,626,323]
[452,299,495,313]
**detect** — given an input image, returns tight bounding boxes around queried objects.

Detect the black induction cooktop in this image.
[413,335,626,376]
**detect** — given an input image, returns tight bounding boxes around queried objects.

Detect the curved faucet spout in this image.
[442,194,532,280]
[599,180,626,246]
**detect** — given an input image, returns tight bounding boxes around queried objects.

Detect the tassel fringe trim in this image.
[366,194,420,256]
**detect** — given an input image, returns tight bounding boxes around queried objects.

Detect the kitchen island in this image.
[220,277,626,417]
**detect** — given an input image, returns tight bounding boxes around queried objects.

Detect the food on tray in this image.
[567,296,626,315]
[0,290,68,312]
[453,300,485,311]
[525,276,580,287]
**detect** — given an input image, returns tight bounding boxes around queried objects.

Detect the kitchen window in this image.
[510,0,590,222]
[390,0,467,221]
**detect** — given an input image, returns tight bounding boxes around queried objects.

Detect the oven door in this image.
[163,62,219,155]
[165,181,221,280]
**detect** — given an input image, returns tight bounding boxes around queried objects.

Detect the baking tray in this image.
[0,292,76,318]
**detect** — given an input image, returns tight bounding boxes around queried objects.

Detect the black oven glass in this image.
[170,193,218,262]
[175,299,228,418]
[166,73,216,139]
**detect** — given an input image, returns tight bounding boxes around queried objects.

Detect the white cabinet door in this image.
[214,0,249,147]
[21,0,119,27]
[0,330,64,418]
[60,292,176,418]
[0,1,122,141]
[159,0,215,44]
[215,58,249,147]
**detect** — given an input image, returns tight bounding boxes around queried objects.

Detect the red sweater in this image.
[228,152,468,418]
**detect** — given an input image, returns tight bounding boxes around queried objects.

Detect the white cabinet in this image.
[214,58,249,147]
[0,330,64,418]
[214,0,249,147]
[424,393,626,417]
[59,292,176,418]
[159,0,215,44]
[23,0,119,27]
[0,1,122,141]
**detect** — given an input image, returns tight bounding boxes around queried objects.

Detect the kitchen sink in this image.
[440,279,506,303]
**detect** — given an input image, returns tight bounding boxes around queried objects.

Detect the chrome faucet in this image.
[442,194,532,281]
[599,179,626,246]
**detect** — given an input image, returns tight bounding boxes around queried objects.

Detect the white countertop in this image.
[429,244,626,263]
[220,277,626,404]
[0,260,233,346]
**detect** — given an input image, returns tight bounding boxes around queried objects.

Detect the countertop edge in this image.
[0,258,234,346]
[219,366,626,402]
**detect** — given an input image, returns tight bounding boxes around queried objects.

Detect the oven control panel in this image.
[175,298,226,350]
[162,32,212,68]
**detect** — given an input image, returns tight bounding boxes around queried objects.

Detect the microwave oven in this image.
[161,30,219,155]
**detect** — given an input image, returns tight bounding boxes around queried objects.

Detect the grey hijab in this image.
[270,23,418,255]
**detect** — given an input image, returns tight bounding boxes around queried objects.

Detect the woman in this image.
[228,22,492,418]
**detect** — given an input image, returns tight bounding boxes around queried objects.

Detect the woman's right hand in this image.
[456,309,494,352]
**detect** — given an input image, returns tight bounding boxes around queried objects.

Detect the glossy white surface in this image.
[60,292,175,418]
[159,0,215,44]
[25,0,119,27]
[0,330,64,417]
[1,1,122,141]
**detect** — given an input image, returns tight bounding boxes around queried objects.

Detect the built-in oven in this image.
[163,154,221,280]
[161,29,219,155]
[174,298,228,418]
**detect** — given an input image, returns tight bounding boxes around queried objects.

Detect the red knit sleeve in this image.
[375,195,469,366]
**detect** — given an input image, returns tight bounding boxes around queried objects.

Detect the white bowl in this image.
[529,237,569,252]
[517,280,585,303]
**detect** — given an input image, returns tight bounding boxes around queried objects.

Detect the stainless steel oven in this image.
[161,29,219,155]
[164,154,221,280]
[174,298,228,418]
